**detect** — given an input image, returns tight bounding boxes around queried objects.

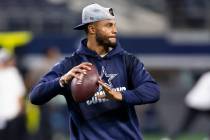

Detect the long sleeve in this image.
[122,55,160,105]
[29,60,68,105]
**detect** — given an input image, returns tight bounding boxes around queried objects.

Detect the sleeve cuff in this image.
[53,77,66,90]
[121,90,131,104]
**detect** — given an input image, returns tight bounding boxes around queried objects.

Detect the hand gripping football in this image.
[70,64,99,102]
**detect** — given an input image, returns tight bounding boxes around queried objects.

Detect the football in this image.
[70,64,100,102]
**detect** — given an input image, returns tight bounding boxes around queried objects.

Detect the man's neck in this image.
[87,37,108,56]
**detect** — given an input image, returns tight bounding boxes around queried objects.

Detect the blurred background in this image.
[0,0,210,140]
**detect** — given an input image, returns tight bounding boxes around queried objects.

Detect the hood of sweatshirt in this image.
[75,39,125,58]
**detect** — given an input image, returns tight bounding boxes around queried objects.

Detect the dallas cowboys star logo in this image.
[100,66,118,88]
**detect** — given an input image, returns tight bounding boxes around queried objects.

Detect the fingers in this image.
[71,73,83,80]
[98,80,113,98]
[61,62,92,84]
[72,67,87,75]
[70,62,92,79]
[98,80,111,91]
[78,62,92,71]
[97,79,123,101]
[96,94,106,99]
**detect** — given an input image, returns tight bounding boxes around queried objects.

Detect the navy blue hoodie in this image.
[29,39,160,140]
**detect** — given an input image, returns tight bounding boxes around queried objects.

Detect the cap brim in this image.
[73,23,88,30]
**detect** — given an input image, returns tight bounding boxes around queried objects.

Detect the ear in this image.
[88,24,96,34]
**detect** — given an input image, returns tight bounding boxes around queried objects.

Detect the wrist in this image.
[59,74,74,87]
[59,77,66,87]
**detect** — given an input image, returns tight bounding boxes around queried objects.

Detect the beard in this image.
[95,32,116,48]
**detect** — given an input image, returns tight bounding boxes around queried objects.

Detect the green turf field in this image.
[144,133,207,140]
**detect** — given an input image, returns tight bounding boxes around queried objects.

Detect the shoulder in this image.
[122,51,142,65]
[56,53,78,66]
[122,51,138,59]
[52,53,80,73]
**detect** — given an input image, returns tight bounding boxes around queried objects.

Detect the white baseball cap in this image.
[74,3,115,30]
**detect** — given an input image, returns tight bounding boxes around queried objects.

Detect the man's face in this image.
[94,19,117,48]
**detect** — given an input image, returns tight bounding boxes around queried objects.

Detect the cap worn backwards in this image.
[74,3,115,30]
